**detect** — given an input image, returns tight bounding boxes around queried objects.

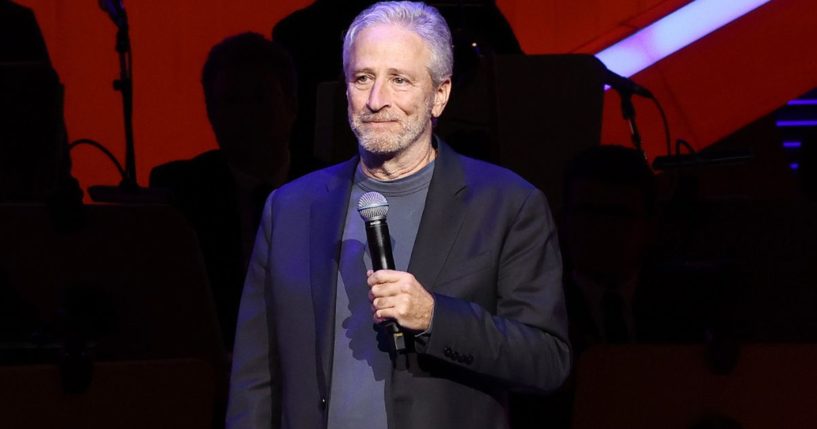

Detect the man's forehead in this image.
[351,24,428,57]
[348,24,431,74]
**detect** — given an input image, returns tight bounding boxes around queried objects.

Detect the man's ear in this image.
[431,78,452,118]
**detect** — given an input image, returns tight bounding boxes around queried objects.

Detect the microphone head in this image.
[357,192,389,221]
[604,68,653,99]
[99,0,127,28]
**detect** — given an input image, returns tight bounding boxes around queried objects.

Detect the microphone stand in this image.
[89,4,169,203]
[116,21,136,191]
[618,90,645,158]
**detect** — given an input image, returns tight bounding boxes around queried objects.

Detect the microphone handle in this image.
[364,219,405,352]
[365,219,395,271]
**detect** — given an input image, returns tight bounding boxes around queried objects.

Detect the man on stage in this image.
[227,2,570,428]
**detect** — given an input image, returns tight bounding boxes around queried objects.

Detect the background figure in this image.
[560,145,658,347]
[512,144,658,429]
[432,0,522,89]
[0,0,50,62]
[150,32,297,349]
[510,145,726,429]
[0,0,80,205]
[560,145,719,352]
[272,0,373,176]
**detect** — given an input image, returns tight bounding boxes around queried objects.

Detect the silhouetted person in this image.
[0,0,50,63]
[560,145,725,353]
[431,0,522,87]
[0,1,81,207]
[561,145,658,347]
[272,0,376,174]
[512,145,657,428]
[150,33,297,348]
[510,146,726,429]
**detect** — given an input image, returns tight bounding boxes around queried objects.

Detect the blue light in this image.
[777,120,817,127]
[595,0,771,78]
[790,163,800,171]
[788,99,817,106]
[783,141,802,149]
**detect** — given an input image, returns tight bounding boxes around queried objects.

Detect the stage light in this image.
[596,0,771,78]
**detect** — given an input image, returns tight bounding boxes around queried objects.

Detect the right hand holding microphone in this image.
[367,269,434,333]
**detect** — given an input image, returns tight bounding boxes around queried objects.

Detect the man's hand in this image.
[367,269,434,332]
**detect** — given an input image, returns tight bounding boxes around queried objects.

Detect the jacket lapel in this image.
[408,141,468,291]
[309,158,357,400]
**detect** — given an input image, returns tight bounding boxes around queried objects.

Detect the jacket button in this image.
[465,355,474,364]
[444,347,452,357]
[320,397,327,410]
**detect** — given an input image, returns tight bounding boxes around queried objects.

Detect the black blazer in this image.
[227,141,570,429]
[150,150,271,348]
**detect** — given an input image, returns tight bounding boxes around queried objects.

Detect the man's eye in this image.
[393,77,408,85]
[355,75,371,84]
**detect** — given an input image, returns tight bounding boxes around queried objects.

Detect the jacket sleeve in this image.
[415,188,571,393]
[226,193,281,428]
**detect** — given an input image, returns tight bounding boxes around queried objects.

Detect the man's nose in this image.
[366,80,391,111]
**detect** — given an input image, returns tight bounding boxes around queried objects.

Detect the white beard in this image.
[349,101,434,156]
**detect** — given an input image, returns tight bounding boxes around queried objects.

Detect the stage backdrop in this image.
[18,0,814,192]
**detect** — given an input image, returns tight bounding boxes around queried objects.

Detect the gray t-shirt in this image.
[327,161,434,429]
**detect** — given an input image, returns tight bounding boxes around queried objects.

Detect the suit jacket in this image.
[227,141,571,429]
[564,263,722,357]
[150,150,272,348]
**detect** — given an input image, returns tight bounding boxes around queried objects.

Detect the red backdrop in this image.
[17,0,816,192]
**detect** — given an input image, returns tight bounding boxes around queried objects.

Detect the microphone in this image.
[99,0,127,28]
[604,68,653,99]
[357,191,405,352]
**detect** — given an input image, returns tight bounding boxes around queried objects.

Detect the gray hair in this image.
[342,1,453,86]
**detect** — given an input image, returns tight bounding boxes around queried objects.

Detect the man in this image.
[150,33,297,348]
[560,145,720,352]
[1,0,82,206]
[560,145,657,348]
[227,2,570,428]
[0,0,51,63]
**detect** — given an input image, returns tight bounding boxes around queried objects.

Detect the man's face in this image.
[346,24,450,156]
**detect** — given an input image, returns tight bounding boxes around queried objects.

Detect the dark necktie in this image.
[602,289,629,343]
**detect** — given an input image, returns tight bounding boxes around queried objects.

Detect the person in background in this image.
[0,0,81,208]
[560,145,721,353]
[150,33,297,349]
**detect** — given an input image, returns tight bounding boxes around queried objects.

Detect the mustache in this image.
[357,112,400,123]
